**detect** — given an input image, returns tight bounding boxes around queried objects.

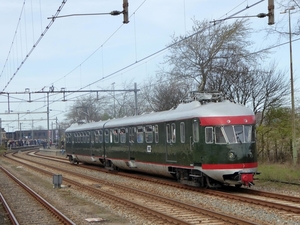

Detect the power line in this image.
[48,0,147,87]
[0,0,68,92]
[49,0,269,94]
[0,0,26,81]
[3,0,296,125]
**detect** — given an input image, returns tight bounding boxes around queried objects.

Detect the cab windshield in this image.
[215,125,255,144]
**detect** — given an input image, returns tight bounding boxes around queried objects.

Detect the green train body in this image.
[66,93,258,187]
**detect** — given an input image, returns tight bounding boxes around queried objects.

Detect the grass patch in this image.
[258,162,300,184]
[0,148,6,154]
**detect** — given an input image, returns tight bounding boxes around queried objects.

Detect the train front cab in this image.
[168,116,259,188]
[199,116,259,187]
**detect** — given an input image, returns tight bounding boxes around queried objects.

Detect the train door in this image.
[128,127,136,160]
[165,122,177,162]
[119,127,128,156]
[67,133,74,153]
[191,118,200,163]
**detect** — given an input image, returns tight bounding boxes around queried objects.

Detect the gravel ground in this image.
[1,150,300,225]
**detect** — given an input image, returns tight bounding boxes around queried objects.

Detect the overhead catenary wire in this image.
[47,0,269,94]
[5,0,293,110]
[0,0,26,81]
[2,0,298,127]
[0,0,68,92]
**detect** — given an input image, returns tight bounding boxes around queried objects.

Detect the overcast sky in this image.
[0,0,299,132]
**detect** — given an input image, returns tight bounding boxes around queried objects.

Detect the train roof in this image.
[65,100,254,132]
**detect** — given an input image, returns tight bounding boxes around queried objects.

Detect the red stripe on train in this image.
[202,162,258,170]
[200,115,255,126]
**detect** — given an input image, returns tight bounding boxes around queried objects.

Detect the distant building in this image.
[1,128,7,146]
[6,128,65,143]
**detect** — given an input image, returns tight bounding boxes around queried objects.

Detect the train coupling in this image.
[241,173,254,187]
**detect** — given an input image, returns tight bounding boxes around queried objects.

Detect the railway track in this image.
[6,150,300,224]
[7,151,257,225]
[31,151,300,215]
[32,150,300,221]
[0,166,75,225]
[0,192,18,225]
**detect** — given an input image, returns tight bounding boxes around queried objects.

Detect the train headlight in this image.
[228,151,236,160]
[248,151,253,158]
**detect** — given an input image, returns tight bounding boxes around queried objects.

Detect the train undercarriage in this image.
[168,167,256,188]
[168,167,222,188]
[67,154,256,188]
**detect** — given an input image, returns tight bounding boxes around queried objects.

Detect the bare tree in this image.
[249,64,290,124]
[165,19,258,92]
[65,94,109,124]
[162,19,290,124]
[141,74,192,111]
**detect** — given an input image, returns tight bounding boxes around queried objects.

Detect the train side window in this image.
[137,126,144,143]
[192,120,199,142]
[171,123,176,143]
[129,127,136,143]
[80,132,84,143]
[110,130,114,143]
[94,130,99,143]
[104,129,109,143]
[87,131,90,143]
[145,125,153,143]
[113,129,119,143]
[205,127,213,143]
[99,130,103,143]
[82,132,85,143]
[154,125,159,143]
[180,122,185,143]
[120,128,126,143]
[166,124,171,143]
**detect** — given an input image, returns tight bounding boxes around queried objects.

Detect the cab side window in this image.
[205,127,213,143]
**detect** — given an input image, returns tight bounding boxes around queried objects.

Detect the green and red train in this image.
[65,92,258,188]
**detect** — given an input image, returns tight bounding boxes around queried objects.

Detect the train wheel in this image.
[175,171,181,181]
[112,163,119,171]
